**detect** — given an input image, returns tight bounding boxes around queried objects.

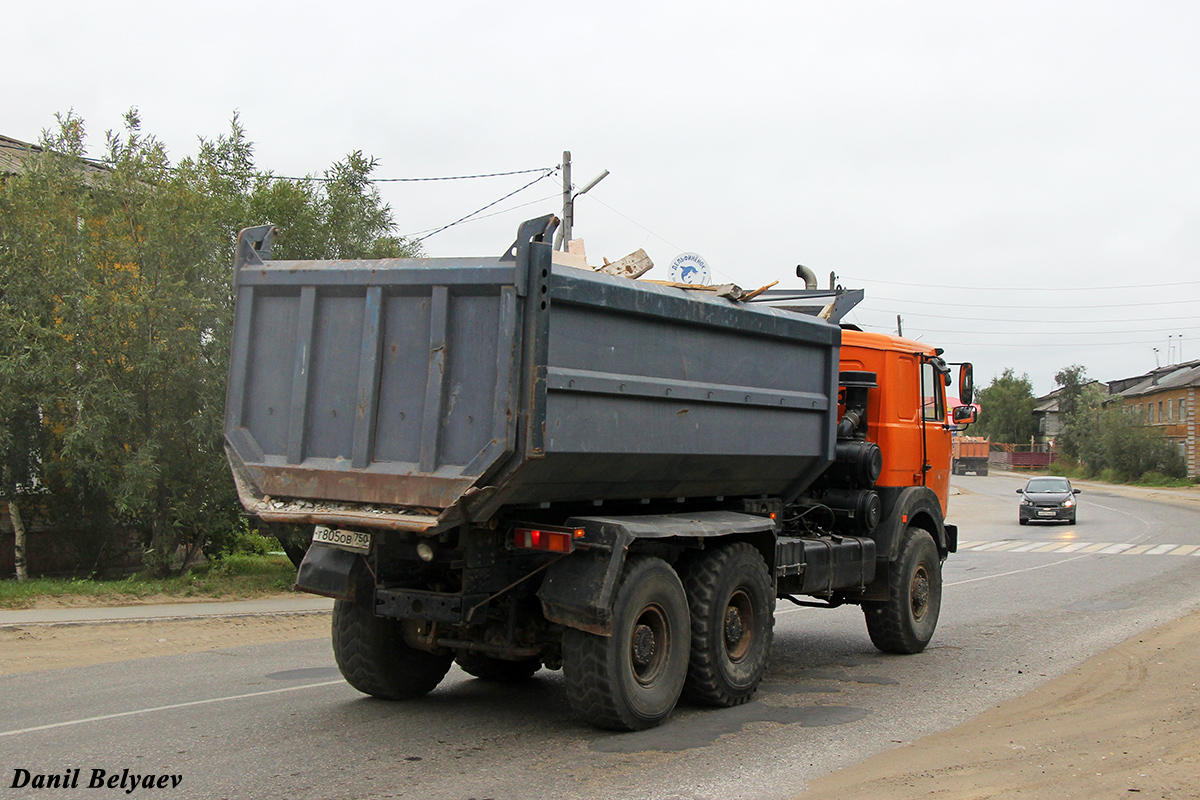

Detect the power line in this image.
[580,194,741,284]
[270,166,557,184]
[852,308,1200,324]
[864,296,1200,310]
[403,191,560,237]
[2,141,556,185]
[414,170,556,242]
[904,339,1189,348]
[583,194,685,253]
[889,326,1200,337]
[852,311,1200,334]
[842,274,1200,292]
[846,324,1193,349]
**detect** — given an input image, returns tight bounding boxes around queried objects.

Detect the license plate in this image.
[312,525,372,553]
[1037,510,1056,517]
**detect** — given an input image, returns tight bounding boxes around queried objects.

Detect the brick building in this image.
[1108,361,1200,479]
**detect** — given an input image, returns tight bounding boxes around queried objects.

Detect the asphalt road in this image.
[4,474,1200,800]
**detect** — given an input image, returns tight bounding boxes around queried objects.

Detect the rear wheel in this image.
[863,527,942,654]
[332,596,453,700]
[680,543,774,706]
[455,652,541,682]
[562,555,690,730]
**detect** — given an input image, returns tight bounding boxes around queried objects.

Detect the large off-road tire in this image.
[562,555,690,731]
[332,597,453,700]
[680,543,774,707]
[863,527,942,654]
[455,652,541,682]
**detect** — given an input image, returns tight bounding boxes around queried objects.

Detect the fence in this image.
[988,443,1059,470]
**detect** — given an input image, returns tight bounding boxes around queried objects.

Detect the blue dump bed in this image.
[224,218,841,534]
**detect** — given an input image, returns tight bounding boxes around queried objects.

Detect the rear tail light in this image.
[512,526,585,553]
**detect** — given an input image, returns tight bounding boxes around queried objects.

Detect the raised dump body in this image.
[225,217,840,534]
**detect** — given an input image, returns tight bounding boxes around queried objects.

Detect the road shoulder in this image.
[801,607,1200,798]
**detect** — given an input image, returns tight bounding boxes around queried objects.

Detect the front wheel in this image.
[562,555,690,730]
[863,527,942,654]
[332,597,453,700]
[680,543,774,707]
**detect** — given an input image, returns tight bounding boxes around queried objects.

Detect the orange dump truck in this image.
[952,436,991,476]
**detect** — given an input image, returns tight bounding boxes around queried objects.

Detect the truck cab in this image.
[839,329,954,513]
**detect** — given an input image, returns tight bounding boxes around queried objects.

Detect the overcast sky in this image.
[7,1,1199,395]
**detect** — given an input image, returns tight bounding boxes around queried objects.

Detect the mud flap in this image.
[295,544,366,602]
[538,547,628,637]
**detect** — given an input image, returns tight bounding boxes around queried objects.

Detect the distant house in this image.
[1,133,110,180]
[1031,381,1106,446]
[1108,361,1200,479]
[0,134,28,175]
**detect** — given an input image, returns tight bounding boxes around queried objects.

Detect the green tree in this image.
[1054,364,1090,418]
[1053,366,1102,462]
[0,110,419,576]
[974,369,1039,444]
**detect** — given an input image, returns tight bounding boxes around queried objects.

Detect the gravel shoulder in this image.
[800,606,1200,799]
[0,611,331,675]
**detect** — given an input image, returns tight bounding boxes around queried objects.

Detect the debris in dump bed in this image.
[550,239,589,269]
[741,281,779,301]
[549,239,655,279]
[640,279,780,302]
[597,248,653,279]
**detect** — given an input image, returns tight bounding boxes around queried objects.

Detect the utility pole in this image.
[553,150,608,251]
[896,315,903,337]
[555,151,572,250]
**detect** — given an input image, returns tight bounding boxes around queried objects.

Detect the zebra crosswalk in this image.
[956,540,1200,556]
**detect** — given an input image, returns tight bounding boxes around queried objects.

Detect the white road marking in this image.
[0,680,346,738]
[966,540,1011,551]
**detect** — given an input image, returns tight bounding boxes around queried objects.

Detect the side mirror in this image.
[1073,488,1081,494]
[959,363,974,406]
[1015,489,1024,494]
[952,405,977,424]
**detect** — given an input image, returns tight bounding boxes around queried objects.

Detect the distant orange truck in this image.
[952,436,990,476]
